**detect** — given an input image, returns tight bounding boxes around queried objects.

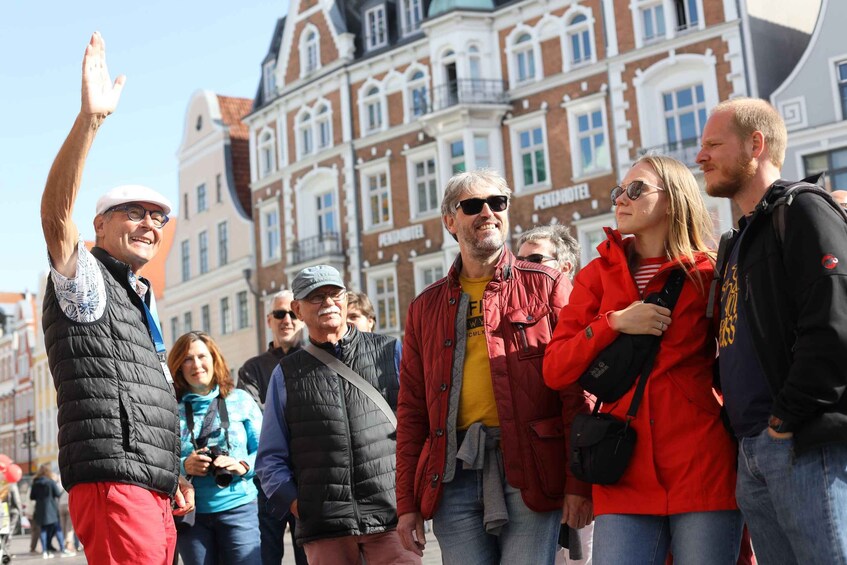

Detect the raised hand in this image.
[81,32,126,117]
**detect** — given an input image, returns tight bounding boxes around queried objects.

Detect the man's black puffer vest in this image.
[281,327,399,544]
[42,247,180,496]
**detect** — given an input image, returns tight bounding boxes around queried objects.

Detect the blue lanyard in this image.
[141,301,166,354]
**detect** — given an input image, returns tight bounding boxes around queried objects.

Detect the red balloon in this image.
[0,463,7,474]
[4,464,22,484]
[0,454,11,467]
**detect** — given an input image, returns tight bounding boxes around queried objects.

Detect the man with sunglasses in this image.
[238,290,308,565]
[256,265,420,564]
[517,224,580,280]
[396,170,592,564]
[39,33,193,564]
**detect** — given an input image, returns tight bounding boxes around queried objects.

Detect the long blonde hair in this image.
[636,154,715,273]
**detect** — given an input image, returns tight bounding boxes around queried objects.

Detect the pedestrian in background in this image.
[169,331,262,564]
[30,464,74,558]
[346,291,376,332]
[544,155,743,564]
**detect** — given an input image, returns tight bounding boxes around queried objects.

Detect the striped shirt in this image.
[633,258,664,296]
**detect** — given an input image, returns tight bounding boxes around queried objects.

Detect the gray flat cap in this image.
[291,265,346,300]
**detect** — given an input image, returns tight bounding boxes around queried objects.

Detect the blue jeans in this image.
[177,500,260,565]
[592,511,742,565]
[737,429,847,565]
[39,522,65,554]
[432,466,560,565]
[257,486,308,565]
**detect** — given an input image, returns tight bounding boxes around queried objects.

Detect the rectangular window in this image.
[367,172,391,228]
[474,135,490,169]
[198,231,209,275]
[576,110,610,174]
[519,127,547,187]
[317,193,337,236]
[516,49,535,83]
[570,28,592,65]
[197,184,207,213]
[181,240,190,282]
[373,274,398,331]
[183,312,192,333]
[170,317,179,343]
[201,305,211,334]
[838,61,847,118]
[220,297,232,335]
[641,3,666,42]
[451,140,466,174]
[422,265,443,287]
[216,174,222,203]
[411,85,428,117]
[237,291,249,330]
[414,158,438,215]
[263,208,280,262]
[217,221,228,267]
[318,118,331,149]
[804,147,847,191]
[366,100,382,132]
[183,193,189,220]
[365,6,387,50]
[401,0,423,35]
[674,0,699,30]
[263,61,277,99]
[663,84,707,146]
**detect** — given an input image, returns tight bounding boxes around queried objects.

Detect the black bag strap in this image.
[706,229,738,319]
[185,396,230,451]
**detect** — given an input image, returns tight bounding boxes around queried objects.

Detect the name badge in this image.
[158,352,174,384]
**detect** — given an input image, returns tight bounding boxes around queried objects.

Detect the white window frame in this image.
[400,0,423,36]
[316,190,338,238]
[220,297,232,335]
[662,83,708,148]
[260,201,281,265]
[258,128,276,178]
[449,138,466,175]
[183,311,193,334]
[412,253,447,294]
[180,239,190,282]
[564,93,612,180]
[365,5,388,50]
[217,221,228,267]
[634,0,667,46]
[359,82,387,136]
[405,66,430,122]
[474,133,491,169]
[506,27,541,87]
[574,213,615,267]
[829,54,847,121]
[237,291,249,330]
[406,145,440,220]
[296,109,313,158]
[315,102,333,150]
[263,61,277,100]
[563,7,597,71]
[672,0,702,32]
[299,25,320,77]
[366,265,400,333]
[360,160,393,231]
[201,304,211,334]
[507,112,551,193]
[198,230,209,275]
[196,183,207,213]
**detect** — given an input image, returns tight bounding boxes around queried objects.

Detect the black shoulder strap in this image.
[184,397,229,450]
[706,229,738,319]
[769,173,847,246]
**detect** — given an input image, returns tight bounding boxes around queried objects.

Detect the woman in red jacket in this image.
[544,155,742,564]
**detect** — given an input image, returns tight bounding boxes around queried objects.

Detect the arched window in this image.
[407,70,429,118]
[300,26,321,76]
[258,130,276,177]
[513,33,536,84]
[361,85,384,134]
[298,111,313,156]
[566,13,593,66]
[315,103,332,149]
[468,45,482,82]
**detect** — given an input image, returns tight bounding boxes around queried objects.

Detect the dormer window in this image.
[639,1,667,43]
[263,61,277,99]
[300,26,321,77]
[366,5,388,50]
[400,0,423,36]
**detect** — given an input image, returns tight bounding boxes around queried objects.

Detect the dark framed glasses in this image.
[271,309,297,320]
[610,180,666,206]
[517,253,557,264]
[455,195,509,215]
[108,203,169,228]
[304,289,347,305]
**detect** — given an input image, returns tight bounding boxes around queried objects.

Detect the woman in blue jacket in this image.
[168,331,263,564]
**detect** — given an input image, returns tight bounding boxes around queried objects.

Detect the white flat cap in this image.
[95,185,173,216]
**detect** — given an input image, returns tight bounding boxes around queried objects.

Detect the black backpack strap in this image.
[707,229,738,319]
[768,174,846,246]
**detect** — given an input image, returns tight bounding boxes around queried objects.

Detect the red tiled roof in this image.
[217,95,253,216]
[0,293,25,304]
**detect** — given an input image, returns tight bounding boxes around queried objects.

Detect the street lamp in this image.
[242,268,264,356]
[21,410,37,475]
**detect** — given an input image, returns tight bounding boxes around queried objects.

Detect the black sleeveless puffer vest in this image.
[281,327,399,544]
[42,247,180,496]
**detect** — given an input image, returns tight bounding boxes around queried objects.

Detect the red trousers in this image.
[69,482,176,565]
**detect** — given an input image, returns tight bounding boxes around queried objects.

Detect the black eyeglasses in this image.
[455,195,509,215]
[304,289,347,305]
[610,180,666,206]
[517,253,557,264]
[108,203,169,228]
[271,309,297,320]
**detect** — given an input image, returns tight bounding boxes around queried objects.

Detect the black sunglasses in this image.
[271,309,297,320]
[455,195,509,215]
[107,203,169,228]
[517,253,557,264]
[610,180,666,206]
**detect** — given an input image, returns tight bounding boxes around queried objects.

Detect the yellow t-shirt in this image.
[457,275,499,429]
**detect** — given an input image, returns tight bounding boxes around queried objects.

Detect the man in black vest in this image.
[40,32,193,564]
[238,289,308,565]
[256,265,420,564]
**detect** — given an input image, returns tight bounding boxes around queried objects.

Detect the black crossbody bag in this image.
[570,270,685,485]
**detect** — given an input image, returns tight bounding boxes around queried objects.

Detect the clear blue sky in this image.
[0,1,288,293]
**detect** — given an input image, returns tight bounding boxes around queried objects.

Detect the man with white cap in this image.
[256,265,420,564]
[39,32,192,565]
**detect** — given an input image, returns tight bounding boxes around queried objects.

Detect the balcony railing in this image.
[637,137,701,167]
[430,79,509,112]
[289,232,343,265]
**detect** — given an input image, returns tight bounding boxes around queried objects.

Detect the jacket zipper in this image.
[338,378,361,528]
[517,324,529,351]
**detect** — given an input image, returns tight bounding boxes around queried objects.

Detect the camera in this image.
[205,445,233,488]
